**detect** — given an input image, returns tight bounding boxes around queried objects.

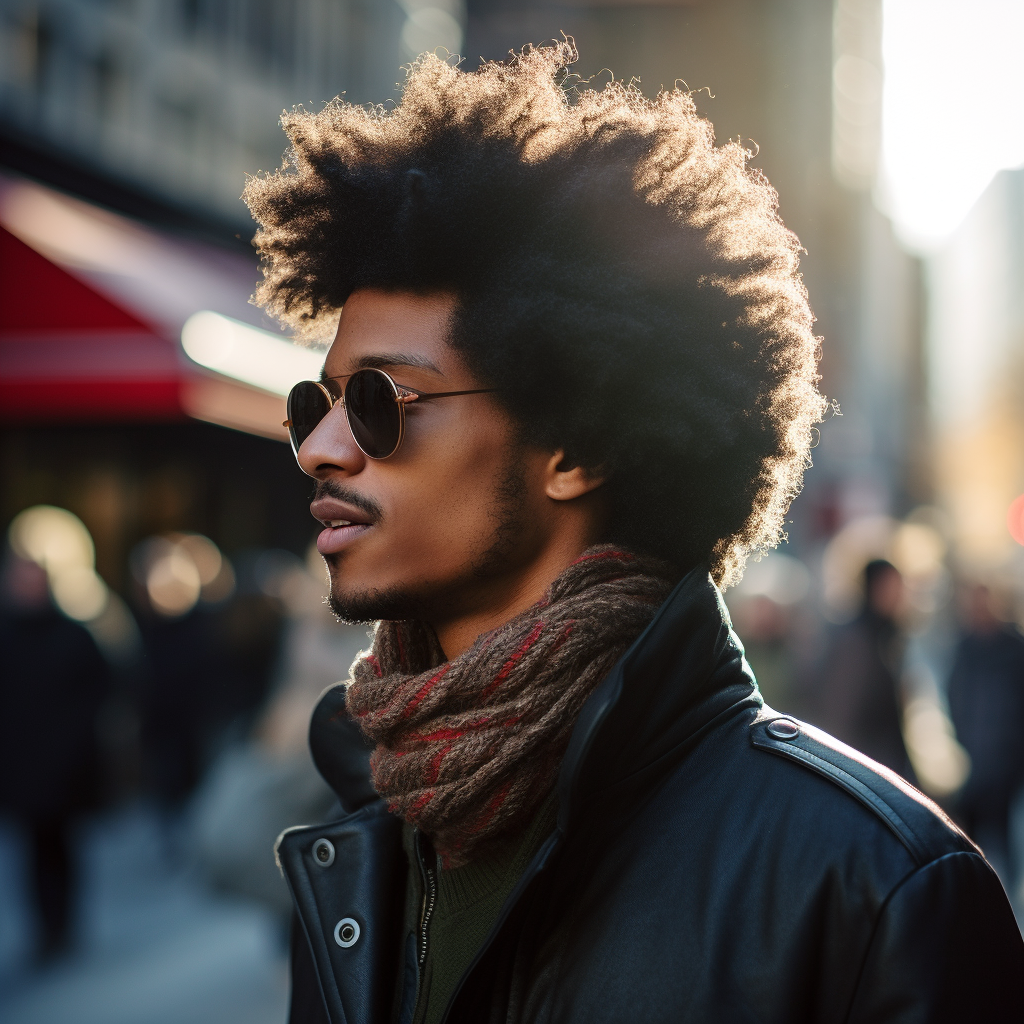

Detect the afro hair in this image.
[243,41,825,586]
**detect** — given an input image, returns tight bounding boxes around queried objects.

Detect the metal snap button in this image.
[334,918,360,948]
[766,718,800,741]
[312,838,335,867]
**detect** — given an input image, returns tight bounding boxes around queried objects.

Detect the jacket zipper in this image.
[416,832,438,970]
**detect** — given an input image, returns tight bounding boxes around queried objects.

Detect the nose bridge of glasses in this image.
[322,378,345,403]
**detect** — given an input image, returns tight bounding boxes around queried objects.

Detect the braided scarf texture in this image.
[346,545,676,867]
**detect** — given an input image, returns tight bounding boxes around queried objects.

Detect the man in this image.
[815,559,914,778]
[948,583,1024,887]
[244,43,1023,1024]
[0,551,108,962]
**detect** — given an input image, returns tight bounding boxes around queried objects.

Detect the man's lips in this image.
[310,496,375,555]
[316,522,371,555]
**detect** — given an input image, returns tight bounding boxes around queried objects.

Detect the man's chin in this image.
[328,585,423,624]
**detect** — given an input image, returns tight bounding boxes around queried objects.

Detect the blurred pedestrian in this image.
[0,552,109,962]
[192,557,367,921]
[947,583,1024,884]
[137,604,222,819]
[133,542,288,860]
[816,558,913,778]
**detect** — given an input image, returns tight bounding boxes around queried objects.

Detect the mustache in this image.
[311,479,384,524]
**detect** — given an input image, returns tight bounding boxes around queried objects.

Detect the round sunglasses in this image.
[284,367,496,460]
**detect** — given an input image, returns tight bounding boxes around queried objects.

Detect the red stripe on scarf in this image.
[411,716,491,743]
[480,620,544,700]
[410,789,434,815]
[426,742,453,785]
[550,621,575,654]
[468,781,511,835]
[402,663,452,718]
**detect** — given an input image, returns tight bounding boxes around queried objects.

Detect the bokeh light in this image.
[7,505,110,621]
[1005,494,1024,546]
[48,564,109,621]
[131,533,235,617]
[902,697,972,797]
[732,553,810,607]
[9,504,94,575]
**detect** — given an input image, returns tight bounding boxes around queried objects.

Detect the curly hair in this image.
[243,42,825,586]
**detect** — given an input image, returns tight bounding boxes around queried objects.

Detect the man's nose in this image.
[295,402,366,479]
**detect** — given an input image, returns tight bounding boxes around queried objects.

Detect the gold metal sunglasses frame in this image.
[283,366,496,459]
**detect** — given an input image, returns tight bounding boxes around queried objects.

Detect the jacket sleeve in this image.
[848,850,1024,1023]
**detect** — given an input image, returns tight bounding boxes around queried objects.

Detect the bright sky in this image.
[880,0,1024,251]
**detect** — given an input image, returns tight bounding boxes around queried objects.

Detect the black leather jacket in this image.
[279,569,1024,1024]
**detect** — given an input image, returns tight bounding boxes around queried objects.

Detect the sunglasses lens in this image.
[287,381,332,455]
[346,369,401,458]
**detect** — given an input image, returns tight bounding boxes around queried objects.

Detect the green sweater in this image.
[398,793,558,1024]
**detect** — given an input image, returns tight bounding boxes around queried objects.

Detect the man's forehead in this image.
[324,288,457,375]
[334,288,455,336]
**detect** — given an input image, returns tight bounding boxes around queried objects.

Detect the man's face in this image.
[297,289,552,627]
[867,565,904,620]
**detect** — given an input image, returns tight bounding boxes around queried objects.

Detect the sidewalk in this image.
[0,806,288,1024]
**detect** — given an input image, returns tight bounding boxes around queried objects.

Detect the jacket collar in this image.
[558,565,761,831]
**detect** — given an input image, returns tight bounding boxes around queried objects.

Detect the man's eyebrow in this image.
[319,353,443,383]
[356,353,443,373]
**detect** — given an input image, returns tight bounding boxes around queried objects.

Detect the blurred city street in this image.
[0,805,288,1024]
[1,0,1024,1016]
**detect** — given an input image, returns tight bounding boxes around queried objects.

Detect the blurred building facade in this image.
[0,0,414,229]
[929,167,1024,572]
[926,166,1024,889]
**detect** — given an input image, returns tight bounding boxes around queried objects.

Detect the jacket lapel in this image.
[277,801,405,1024]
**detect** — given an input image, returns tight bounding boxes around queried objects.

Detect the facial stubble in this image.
[325,454,528,624]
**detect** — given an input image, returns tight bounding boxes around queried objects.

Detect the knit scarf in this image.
[346,545,676,867]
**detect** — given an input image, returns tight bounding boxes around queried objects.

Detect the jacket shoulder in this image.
[749,711,976,867]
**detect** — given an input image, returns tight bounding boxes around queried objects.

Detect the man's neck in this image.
[431,537,596,660]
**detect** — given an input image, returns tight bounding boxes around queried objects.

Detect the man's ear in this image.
[543,451,607,502]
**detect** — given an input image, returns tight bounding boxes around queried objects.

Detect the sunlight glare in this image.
[880,0,1024,251]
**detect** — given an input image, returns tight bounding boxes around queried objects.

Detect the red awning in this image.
[0,175,289,439]
[0,224,185,420]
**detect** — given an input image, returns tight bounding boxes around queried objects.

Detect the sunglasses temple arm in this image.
[402,388,499,402]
